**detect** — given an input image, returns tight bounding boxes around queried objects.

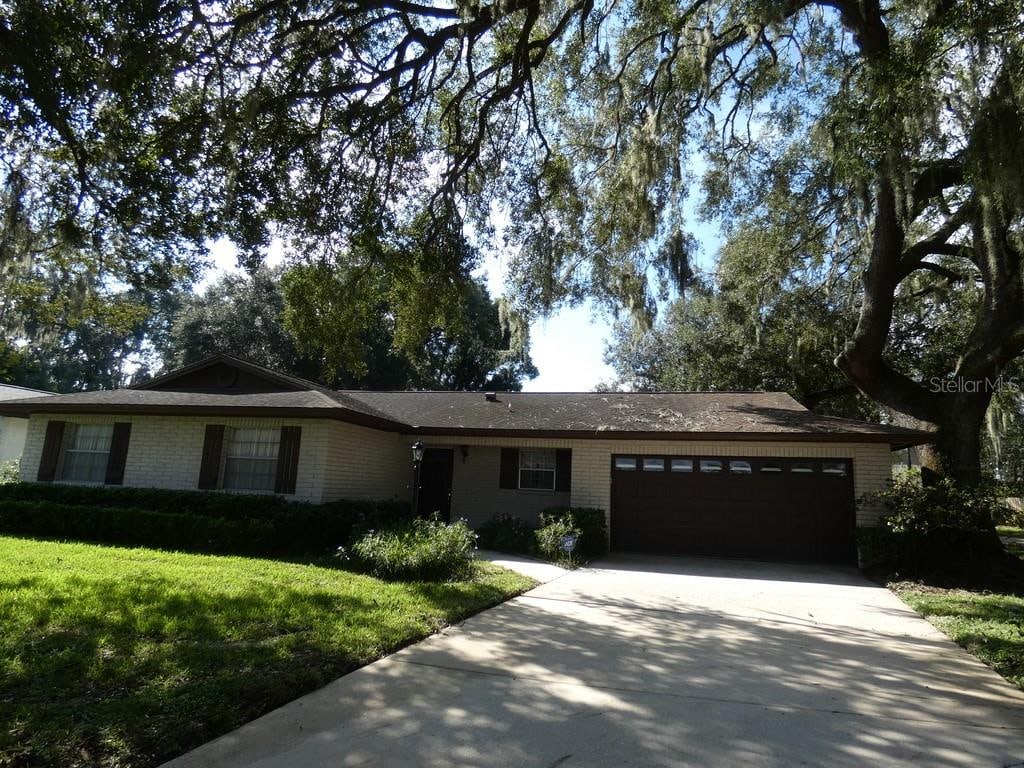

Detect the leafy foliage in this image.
[534,514,582,567]
[858,470,1009,573]
[341,516,477,581]
[475,512,535,554]
[156,263,536,390]
[865,470,1009,536]
[0,482,410,555]
[539,507,608,562]
[4,0,1024,486]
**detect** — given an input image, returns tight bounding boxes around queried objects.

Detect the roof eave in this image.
[405,425,935,447]
[0,402,407,432]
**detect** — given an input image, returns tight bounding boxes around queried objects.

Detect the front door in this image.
[417,448,454,521]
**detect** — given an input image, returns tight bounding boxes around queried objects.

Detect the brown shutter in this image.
[104,422,132,486]
[499,448,519,489]
[198,424,225,490]
[555,449,572,492]
[274,426,302,495]
[36,420,66,482]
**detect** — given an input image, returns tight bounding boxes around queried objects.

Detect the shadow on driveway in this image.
[165,554,1024,768]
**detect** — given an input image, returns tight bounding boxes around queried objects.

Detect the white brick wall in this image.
[321,421,408,502]
[22,413,329,502]
[21,413,896,527]
[413,434,894,528]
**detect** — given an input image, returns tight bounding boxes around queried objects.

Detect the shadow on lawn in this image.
[0,561,514,768]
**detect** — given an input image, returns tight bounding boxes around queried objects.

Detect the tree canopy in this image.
[157,266,537,390]
[2,0,1023,480]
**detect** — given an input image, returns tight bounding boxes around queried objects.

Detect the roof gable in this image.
[135,355,320,394]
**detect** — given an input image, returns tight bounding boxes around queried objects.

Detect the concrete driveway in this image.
[166,555,1024,767]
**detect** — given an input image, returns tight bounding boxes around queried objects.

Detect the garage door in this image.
[610,455,856,564]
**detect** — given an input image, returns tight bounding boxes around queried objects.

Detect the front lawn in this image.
[0,535,534,767]
[893,580,1024,692]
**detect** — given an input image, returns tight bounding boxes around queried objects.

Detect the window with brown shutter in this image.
[499,448,519,489]
[274,426,302,495]
[36,420,66,482]
[197,424,225,490]
[104,423,132,485]
[555,449,572,492]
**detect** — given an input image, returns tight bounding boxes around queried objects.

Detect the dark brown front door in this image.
[611,455,856,564]
[417,448,454,521]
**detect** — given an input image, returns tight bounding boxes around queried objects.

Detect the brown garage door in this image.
[611,455,856,564]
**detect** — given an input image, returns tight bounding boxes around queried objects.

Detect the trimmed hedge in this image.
[0,483,410,557]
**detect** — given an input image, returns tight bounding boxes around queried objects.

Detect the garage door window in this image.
[822,461,848,476]
[699,459,723,473]
[642,457,665,472]
[670,458,693,472]
[614,457,637,471]
[760,461,783,473]
[791,461,815,473]
[729,460,752,474]
[520,449,556,490]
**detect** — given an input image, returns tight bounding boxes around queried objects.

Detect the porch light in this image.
[411,441,425,463]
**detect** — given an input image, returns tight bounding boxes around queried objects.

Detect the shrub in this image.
[535,514,582,567]
[540,507,608,561]
[858,470,1007,574]
[341,516,476,581]
[0,500,277,554]
[0,483,410,556]
[475,513,535,554]
[0,459,19,484]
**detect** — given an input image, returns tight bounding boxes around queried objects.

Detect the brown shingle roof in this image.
[0,355,933,445]
[342,390,925,441]
[0,388,403,429]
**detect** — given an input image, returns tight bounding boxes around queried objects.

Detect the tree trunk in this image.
[917,391,991,486]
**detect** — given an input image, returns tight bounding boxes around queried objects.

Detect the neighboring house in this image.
[0,354,931,564]
[0,383,54,463]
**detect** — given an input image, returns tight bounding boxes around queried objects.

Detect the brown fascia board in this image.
[0,403,934,448]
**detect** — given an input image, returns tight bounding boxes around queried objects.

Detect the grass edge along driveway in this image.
[0,535,535,768]
[893,580,1024,692]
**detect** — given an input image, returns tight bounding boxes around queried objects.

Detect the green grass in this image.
[0,535,534,768]
[893,582,1024,691]
[997,526,1024,558]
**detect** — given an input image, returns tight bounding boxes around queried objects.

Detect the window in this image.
[223,427,280,491]
[614,456,637,471]
[822,461,848,476]
[699,459,723,473]
[642,457,665,472]
[670,458,693,473]
[729,460,752,474]
[60,424,113,483]
[760,462,784,473]
[791,461,815,474]
[519,449,556,490]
